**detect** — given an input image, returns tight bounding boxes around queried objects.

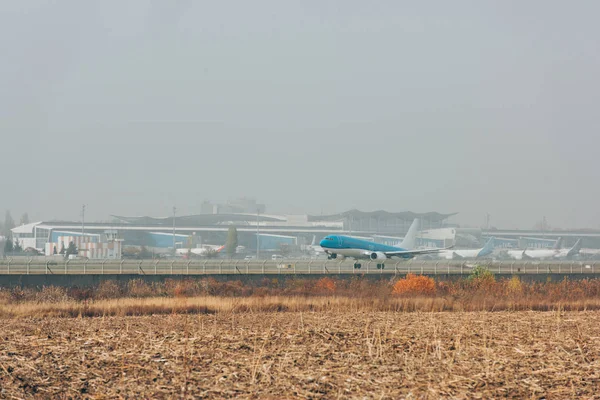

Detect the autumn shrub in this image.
[259,278,276,288]
[345,277,376,297]
[436,281,461,296]
[253,287,270,297]
[165,279,200,298]
[505,276,524,296]
[67,287,94,301]
[35,286,69,303]
[174,283,194,297]
[467,266,496,291]
[392,274,436,296]
[218,280,252,297]
[283,279,314,296]
[0,289,13,304]
[315,277,337,294]
[95,281,122,299]
[127,279,155,298]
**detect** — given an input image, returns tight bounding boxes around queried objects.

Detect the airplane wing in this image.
[383,246,453,257]
[566,239,582,257]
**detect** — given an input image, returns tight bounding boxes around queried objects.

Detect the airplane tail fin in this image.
[310,235,316,246]
[400,218,420,250]
[477,237,495,257]
[552,237,563,250]
[566,239,582,257]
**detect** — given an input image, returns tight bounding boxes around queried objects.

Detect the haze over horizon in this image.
[1,1,599,230]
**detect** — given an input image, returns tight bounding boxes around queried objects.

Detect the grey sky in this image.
[1,1,599,229]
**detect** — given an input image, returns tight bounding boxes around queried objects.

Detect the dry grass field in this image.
[1,308,600,398]
[2,274,600,398]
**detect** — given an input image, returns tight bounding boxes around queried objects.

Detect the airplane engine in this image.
[370,252,387,261]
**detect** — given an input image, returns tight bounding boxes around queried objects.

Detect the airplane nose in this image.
[319,239,327,247]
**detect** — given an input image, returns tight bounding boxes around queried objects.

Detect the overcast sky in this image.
[1,1,599,229]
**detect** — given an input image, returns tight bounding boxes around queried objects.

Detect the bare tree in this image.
[3,211,14,237]
[226,227,238,258]
[20,212,29,225]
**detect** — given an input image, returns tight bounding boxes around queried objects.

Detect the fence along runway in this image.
[0,259,597,275]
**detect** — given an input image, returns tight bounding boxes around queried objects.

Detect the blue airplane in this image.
[319,218,450,269]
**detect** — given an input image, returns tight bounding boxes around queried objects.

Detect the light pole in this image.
[256,208,260,259]
[81,204,86,236]
[172,206,176,254]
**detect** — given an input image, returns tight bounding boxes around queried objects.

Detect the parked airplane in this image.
[437,237,495,260]
[304,235,325,256]
[505,238,561,260]
[507,238,582,260]
[580,248,600,257]
[319,219,450,269]
[550,238,582,259]
[176,244,225,257]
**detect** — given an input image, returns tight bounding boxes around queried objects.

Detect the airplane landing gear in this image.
[353,262,362,269]
[328,253,337,260]
[376,263,385,269]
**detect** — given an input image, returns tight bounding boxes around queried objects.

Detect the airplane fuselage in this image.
[508,248,576,260]
[320,235,414,260]
[439,249,484,260]
[525,249,559,259]
[436,237,495,260]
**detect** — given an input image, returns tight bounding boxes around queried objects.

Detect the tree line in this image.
[1,210,31,255]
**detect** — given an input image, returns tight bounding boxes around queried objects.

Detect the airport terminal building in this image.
[10,210,457,255]
[11,209,600,258]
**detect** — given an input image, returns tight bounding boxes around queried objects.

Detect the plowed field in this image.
[2,311,599,398]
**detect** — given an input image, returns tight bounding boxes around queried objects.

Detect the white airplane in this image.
[507,238,582,260]
[176,244,225,257]
[304,235,325,255]
[437,237,495,260]
[506,238,562,260]
[580,248,600,257]
[550,238,582,259]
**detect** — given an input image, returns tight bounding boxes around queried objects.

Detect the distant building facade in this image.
[201,198,266,215]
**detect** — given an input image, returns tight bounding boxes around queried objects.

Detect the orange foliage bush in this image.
[315,277,337,293]
[169,280,200,297]
[392,274,436,296]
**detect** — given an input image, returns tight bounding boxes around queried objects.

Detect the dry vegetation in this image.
[3,274,600,316]
[1,311,600,398]
[2,274,600,398]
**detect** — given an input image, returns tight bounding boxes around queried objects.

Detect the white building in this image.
[11,222,122,259]
[46,234,122,260]
[11,222,42,250]
[417,228,456,248]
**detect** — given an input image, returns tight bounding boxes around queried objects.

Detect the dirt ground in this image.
[1,311,599,399]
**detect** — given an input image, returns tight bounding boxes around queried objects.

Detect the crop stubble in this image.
[1,310,600,398]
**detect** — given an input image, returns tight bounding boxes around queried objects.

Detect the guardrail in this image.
[0,258,597,275]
